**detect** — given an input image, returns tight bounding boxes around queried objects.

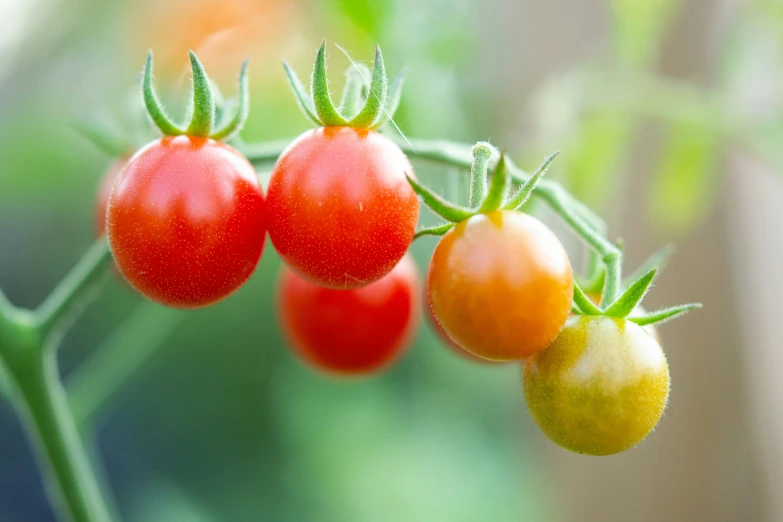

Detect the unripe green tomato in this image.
[523,315,669,456]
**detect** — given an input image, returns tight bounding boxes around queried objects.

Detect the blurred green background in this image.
[2,0,783,520]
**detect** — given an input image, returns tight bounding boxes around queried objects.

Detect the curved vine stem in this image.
[239,136,623,304]
[34,240,114,344]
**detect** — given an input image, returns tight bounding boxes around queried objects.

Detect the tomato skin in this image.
[524,316,670,456]
[428,211,573,361]
[278,254,420,375]
[107,136,266,308]
[423,289,502,364]
[266,127,419,289]
[95,158,128,237]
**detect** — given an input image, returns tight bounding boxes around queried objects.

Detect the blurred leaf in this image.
[328,0,394,38]
[564,111,634,209]
[648,122,721,233]
[610,0,680,67]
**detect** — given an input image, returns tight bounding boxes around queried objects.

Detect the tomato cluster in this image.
[93,45,696,456]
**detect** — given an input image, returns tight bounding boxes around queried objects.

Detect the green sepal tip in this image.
[348,46,388,128]
[503,151,559,211]
[604,267,657,317]
[629,303,702,327]
[210,59,250,141]
[142,51,185,136]
[185,51,216,137]
[623,244,675,288]
[478,153,509,213]
[406,174,474,223]
[371,67,407,130]
[283,61,321,126]
[311,40,349,126]
[572,280,602,315]
[414,222,456,239]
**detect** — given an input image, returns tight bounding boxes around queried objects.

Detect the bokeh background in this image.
[0,0,780,520]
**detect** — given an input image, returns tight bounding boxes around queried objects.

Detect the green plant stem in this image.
[13,353,112,522]
[34,240,113,342]
[0,238,117,522]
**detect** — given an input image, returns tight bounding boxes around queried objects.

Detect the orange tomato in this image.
[428,211,573,361]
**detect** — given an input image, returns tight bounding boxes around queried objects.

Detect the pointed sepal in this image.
[478,153,510,213]
[185,51,216,137]
[311,41,348,126]
[210,59,250,141]
[629,303,702,327]
[371,67,407,130]
[406,174,474,223]
[284,62,321,126]
[414,222,456,239]
[141,51,185,136]
[348,46,388,128]
[572,280,602,315]
[604,267,657,317]
[503,151,559,211]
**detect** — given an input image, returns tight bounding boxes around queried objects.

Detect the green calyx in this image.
[142,51,249,140]
[284,40,405,129]
[408,142,559,235]
[572,261,701,327]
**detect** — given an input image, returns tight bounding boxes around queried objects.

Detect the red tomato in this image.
[278,254,420,375]
[94,158,127,237]
[423,289,502,364]
[266,127,419,289]
[428,211,573,361]
[107,136,266,308]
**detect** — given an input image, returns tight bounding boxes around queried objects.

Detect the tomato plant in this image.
[267,127,418,288]
[524,316,670,456]
[278,254,419,375]
[0,43,703,522]
[266,43,418,288]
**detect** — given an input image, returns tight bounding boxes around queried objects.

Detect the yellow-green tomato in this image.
[524,316,669,456]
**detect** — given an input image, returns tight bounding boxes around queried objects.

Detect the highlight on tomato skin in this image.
[524,315,670,456]
[266,126,419,290]
[428,210,574,362]
[94,158,128,237]
[277,254,420,376]
[107,135,267,309]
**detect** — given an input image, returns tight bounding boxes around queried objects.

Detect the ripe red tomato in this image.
[278,254,420,375]
[428,211,573,361]
[423,289,502,364]
[94,158,127,237]
[107,136,266,308]
[524,316,670,455]
[266,127,419,289]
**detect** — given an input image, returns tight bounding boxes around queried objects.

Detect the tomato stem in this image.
[468,142,492,208]
[34,240,113,344]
